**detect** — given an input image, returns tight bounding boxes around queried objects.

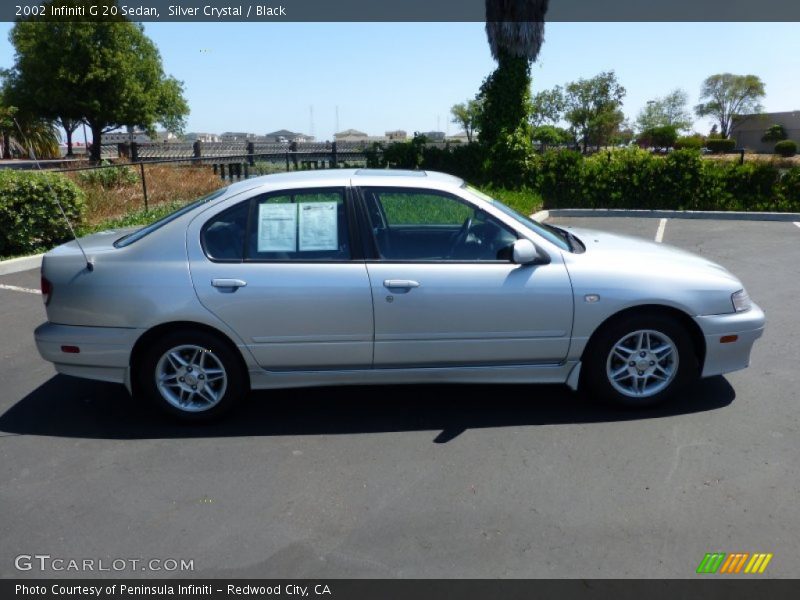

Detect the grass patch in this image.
[77,200,189,236]
[64,162,224,227]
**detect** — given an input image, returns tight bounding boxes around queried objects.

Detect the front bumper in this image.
[694,302,766,378]
[34,322,143,386]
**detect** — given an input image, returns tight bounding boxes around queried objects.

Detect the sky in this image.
[1,21,799,141]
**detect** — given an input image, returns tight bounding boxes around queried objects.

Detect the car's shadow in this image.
[0,375,735,443]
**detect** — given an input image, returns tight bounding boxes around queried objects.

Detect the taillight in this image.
[41,276,52,305]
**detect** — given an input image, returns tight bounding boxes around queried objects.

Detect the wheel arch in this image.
[129,321,251,394]
[582,304,706,371]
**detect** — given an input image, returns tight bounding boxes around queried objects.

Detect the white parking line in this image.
[0,283,40,295]
[655,218,668,243]
[794,222,800,230]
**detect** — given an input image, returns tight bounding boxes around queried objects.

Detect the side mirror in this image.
[512,239,546,265]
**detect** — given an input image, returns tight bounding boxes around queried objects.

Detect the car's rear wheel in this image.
[581,312,697,408]
[137,330,247,421]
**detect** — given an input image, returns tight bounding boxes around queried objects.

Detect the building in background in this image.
[420,131,446,142]
[220,132,258,142]
[264,130,314,143]
[731,111,800,153]
[183,132,220,143]
[334,129,369,142]
[446,131,474,144]
[385,130,408,141]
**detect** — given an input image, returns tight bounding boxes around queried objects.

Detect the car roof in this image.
[221,168,464,195]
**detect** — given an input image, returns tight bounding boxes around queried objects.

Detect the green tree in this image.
[610,120,635,146]
[635,89,692,133]
[478,0,549,152]
[638,125,678,149]
[7,1,189,162]
[762,124,788,143]
[530,86,565,126]
[563,71,626,153]
[695,73,765,138]
[531,124,571,150]
[450,98,483,143]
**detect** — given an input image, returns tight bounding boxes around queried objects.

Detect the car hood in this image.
[565,227,742,285]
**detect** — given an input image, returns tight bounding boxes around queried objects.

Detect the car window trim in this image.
[352,186,381,260]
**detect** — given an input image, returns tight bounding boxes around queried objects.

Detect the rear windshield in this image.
[114,187,229,248]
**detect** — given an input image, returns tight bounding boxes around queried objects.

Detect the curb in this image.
[533,208,800,222]
[0,253,43,276]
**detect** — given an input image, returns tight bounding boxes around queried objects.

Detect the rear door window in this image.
[245,188,351,261]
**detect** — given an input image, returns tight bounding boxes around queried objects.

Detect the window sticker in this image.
[299,202,338,251]
[257,203,297,252]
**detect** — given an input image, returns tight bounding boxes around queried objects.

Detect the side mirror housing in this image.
[512,239,547,265]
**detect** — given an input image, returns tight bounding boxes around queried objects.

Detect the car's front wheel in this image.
[581,313,698,408]
[137,330,247,421]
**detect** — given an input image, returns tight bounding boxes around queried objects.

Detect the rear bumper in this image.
[695,303,766,378]
[34,322,143,386]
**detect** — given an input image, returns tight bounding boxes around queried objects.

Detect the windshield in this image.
[114,187,229,248]
[464,185,573,252]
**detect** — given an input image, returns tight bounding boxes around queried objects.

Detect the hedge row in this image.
[533,148,800,212]
[388,145,800,212]
[0,170,86,257]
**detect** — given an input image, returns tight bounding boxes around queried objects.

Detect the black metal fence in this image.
[45,143,374,211]
[116,140,373,164]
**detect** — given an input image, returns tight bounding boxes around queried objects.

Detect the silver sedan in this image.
[34,169,765,420]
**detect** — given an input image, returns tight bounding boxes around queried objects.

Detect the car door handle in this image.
[383,279,420,289]
[211,278,247,289]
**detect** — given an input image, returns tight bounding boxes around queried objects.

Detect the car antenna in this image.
[13,118,93,272]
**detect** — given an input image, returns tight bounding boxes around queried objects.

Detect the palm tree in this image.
[0,102,61,160]
[485,0,549,63]
[479,1,550,151]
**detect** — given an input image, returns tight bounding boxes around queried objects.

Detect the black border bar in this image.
[3,0,800,22]
[5,579,800,600]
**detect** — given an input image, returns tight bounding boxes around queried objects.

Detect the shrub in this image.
[705,138,737,153]
[422,143,486,183]
[77,162,139,188]
[0,170,86,257]
[775,140,797,157]
[581,147,661,209]
[533,149,584,208]
[762,124,788,143]
[721,161,781,211]
[675,134,704,150]
[775,168,800,210]
[482,128,536,189]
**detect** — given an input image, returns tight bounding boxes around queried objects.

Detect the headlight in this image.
[732,289,751,313]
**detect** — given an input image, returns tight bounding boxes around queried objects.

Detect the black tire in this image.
[580,312,698,408]
[136,329,248,421]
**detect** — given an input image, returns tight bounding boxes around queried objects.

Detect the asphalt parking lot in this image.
[1,216,798,579]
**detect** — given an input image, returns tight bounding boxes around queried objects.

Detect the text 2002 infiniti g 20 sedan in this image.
[35,169,765,420]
